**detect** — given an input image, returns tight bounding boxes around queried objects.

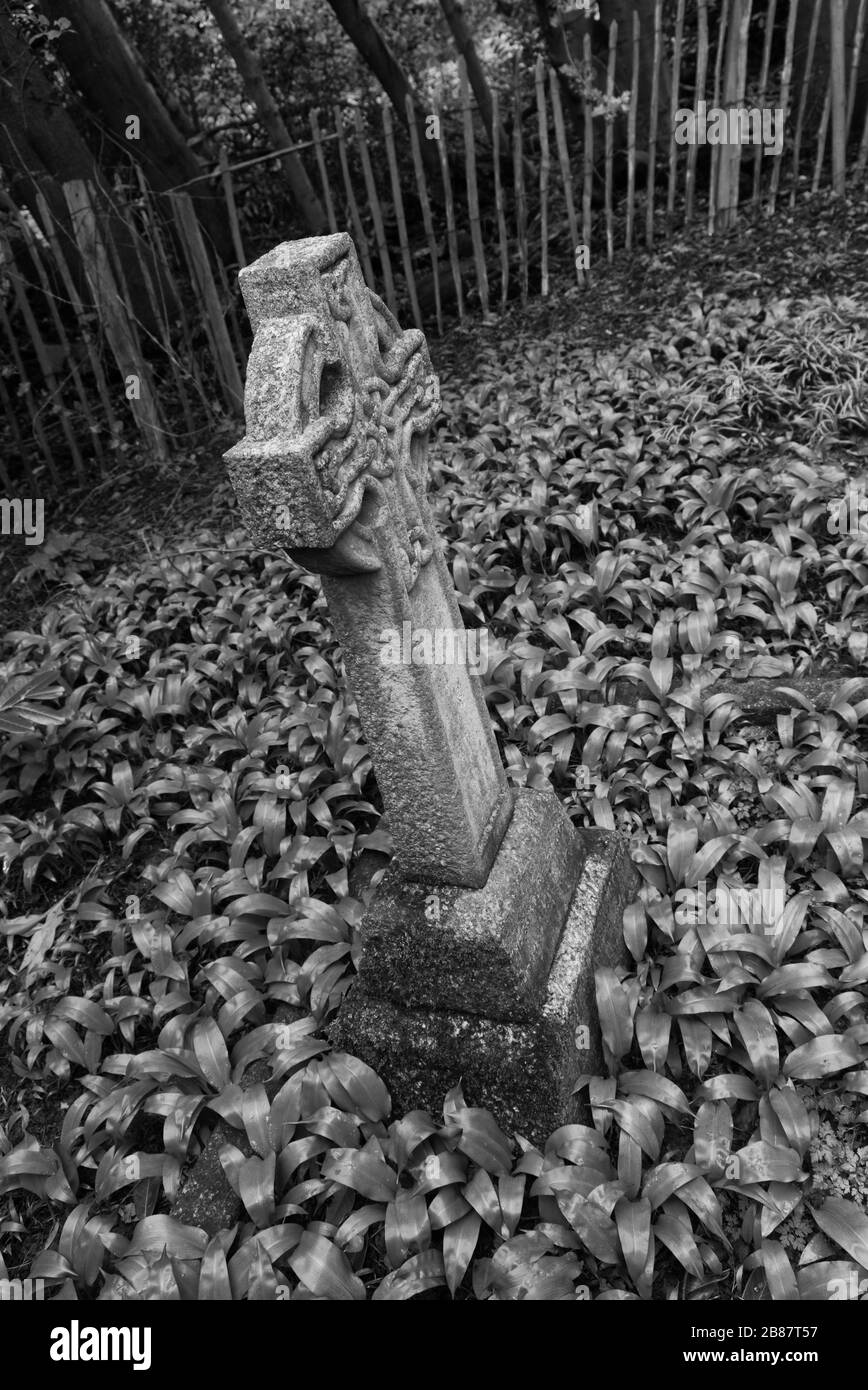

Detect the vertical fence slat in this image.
[626,9,640,250]
[135,171,213,416]
[352,105,397,314]
[667,0,686,221]
[790,0,820,203]
[382,102,422,329]
[646,0,663,248]
[811,84,832,192]
[0,293,54,479]
[768,0,798,213]
[605,21,617,262]
[708,0,731,235]
[218,145,248,266]
[102,176,173,450]
[534,56,550,298]
[104,173,158,364]
[8,261,81,483]
[460,58,490,313]
[549,67,582,286]
[435,98,465,323]
[170,190,243,414]
[64,176,167,461]
[135,168,185,341]
[0,367,25,491]
[714,0,753,233]
[333,105,375,288]
[213,252,249,381]
[130,173,198,436]
[34,189,121,444]
[491,89,510,308]
[405,94,443,335]
[17,219,95,476]
[582,32,594,257]
[830,0,849,194]
[686,0,709,221]
[513,59,528,306]
[752,0,777,205]
[309,109,339,235]
[858,75,868,172]
[847,0,868,137]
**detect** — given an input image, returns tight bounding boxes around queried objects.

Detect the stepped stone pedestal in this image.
[224,232,636,1139]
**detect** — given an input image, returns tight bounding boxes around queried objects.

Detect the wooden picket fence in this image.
[0,175,246,488]
[2,0,868,485]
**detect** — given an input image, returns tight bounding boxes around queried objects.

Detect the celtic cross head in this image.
[225,233,441,587]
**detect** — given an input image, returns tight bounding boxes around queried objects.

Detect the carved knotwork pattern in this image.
[230,239,442,588]
[313,268,441,589]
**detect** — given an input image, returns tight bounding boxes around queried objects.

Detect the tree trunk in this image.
[437,0,498,143]
[324,0,440,181]
[714,0,753,229]
[0,2,166,326]
[205,0,326,235]
[532,0,584,131]
[36,0,232,261]
[565,0,671,141]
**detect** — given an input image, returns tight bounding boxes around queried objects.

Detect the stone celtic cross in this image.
[225,233,636,1137]
[225,233,510,889]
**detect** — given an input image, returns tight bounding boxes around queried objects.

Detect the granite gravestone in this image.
[224,232,636,1138]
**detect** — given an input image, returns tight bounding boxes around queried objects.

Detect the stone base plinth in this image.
[331,817,637,1142]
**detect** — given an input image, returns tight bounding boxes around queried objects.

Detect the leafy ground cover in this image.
[1,195,868,1300]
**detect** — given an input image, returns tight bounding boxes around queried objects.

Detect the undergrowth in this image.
[1,283,867,1300]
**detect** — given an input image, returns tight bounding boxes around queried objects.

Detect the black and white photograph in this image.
[0,0,867,1349]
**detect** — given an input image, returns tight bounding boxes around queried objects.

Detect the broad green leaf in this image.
[127,1217,208,1259]
[673,1177,728,1244]
[695,1074,758,1102]
[443,1211,481,1296]
[384,1192,430,1267]
[667,820,699,886]
[427,1186,472,1229]
[615,1196,653,1293]
[618,1071,691,1115]
[453,1107,513,1176]
[372,1251,446,1300]
[594,966,633,1064]
[463,1167,504,1231]
[247,1241,280,1301]
[759,1241,798,1300]
[726,1141,804,1186]
[643,1163,704,1210]
[198,1236,233,1300]
[242,1084,273,1156]
[733,1000,780,1088]
[50,998,114,1035]
[191,1018,231,1091]
[556,1192,621,1263]
[797,1260,865,1301]
[693,1100,732,1175]
[768,1086,812,1157]
[653,1212,704,1278]
[784,1035,862,1080]
[497,1174,526,1237]
[335,1204,387,1253]
[238,1152,275,1227]
[622,901,647,961]
[635,1008,671,1071]
[810,1197,868,1270]
[321,1053,390,1122]
[288,1232,365,1301]
[321,1148,397,1203]
[678,1017,712,1078]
